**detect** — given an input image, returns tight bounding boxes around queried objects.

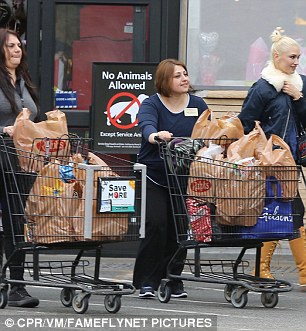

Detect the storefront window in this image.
[186,0,306,89]
[54,3,147,110]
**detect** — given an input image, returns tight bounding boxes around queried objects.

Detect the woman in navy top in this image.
[133,58,208,298]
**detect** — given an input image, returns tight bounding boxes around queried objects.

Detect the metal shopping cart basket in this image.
[0,134,146,314]
[155,136,300,309]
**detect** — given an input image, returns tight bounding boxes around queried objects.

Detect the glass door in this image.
[54,4,148,111]
[26,0,180,117]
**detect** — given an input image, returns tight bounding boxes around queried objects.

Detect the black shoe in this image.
[139,286,155,298]
[8,286,39,308]
[170,283,188,298]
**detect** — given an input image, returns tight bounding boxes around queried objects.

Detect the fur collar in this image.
[261,61,303,92]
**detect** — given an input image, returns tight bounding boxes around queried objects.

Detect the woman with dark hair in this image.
[133,58,208,298]
[0,28,39,307]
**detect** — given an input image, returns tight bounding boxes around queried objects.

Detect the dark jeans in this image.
[133,179,186,290]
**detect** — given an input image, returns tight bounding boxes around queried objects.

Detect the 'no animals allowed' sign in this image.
[91,62,157,154]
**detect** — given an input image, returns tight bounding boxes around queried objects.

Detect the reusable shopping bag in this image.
[166,138,203,174]
[13,108,69,172]
[191,108,244,140]
[239,177,294,240]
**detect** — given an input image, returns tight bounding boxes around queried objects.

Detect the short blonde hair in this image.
[270,27,300,63]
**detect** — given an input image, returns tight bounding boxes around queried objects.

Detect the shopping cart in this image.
[156,136,300,309]
[0,135,146,314]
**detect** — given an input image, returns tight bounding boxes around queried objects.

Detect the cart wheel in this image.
[224,285,235,302]
[60,288,75,307]
[157,284,171,303]
[261,292,278,308]
[230,288,248,309]
[0,288,8,309]
[104,295,121,314]
[72,294,89,314]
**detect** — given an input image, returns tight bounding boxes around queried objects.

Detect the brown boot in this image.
[289,226,306,287]
[253,241,278,279]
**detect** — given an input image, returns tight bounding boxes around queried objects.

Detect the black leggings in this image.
[0,185,26,280]
[0,140,36,281]
[133,179,186,290]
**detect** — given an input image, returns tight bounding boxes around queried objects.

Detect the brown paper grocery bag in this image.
[227,121,267,162]
[191,109,244,140]
[187,149,221,204]
[13,108,69,172]
[25,161,77,244]
[215,161,265,226]
[73,153,129,241]
[259,134,298,199]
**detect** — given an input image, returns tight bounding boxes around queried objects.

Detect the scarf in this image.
[261,61,303,92]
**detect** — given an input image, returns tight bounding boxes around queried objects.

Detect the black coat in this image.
[238,74,306,159]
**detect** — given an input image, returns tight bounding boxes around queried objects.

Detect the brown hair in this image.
[154,58,189,97]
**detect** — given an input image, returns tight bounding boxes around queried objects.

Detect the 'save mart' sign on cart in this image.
[91,62,157,154]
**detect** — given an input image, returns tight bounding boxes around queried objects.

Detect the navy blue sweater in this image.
[137,93,208,186]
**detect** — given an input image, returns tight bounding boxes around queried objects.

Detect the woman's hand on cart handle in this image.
[150,131,173,144]
[3,125,14,137]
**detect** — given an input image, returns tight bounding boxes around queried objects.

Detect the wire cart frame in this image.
[156,137,300,309]
[0,135,146,314]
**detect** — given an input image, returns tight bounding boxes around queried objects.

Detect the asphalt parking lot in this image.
[1,240,305,331]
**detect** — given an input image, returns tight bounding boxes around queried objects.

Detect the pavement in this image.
[1,239,305,331]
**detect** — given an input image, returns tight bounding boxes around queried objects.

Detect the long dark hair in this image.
[0,28,39,116]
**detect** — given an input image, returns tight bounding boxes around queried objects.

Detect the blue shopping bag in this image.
[240,177,294,239]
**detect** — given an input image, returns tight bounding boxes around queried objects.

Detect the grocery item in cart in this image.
[191,108,244,140]
[259,135,298,199]
[25,152,129,243]
[13,109,69,172]
[72,152,129,241]
[166,137,203,174]
[227,121,268,161]
[216,159,266,226]
[25,160,77,243]
[239,176,294,239]
[187,144,225,203]
[188,152,266,226]
[186,197,221,242]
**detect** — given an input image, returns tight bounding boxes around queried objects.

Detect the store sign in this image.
[55,90,77,108]
[97,177,136,213]
[91,62,157,153]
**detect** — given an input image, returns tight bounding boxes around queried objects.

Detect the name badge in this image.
[184,107,198,116]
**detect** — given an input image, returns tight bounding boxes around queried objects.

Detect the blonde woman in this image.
[238,27,306,288]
